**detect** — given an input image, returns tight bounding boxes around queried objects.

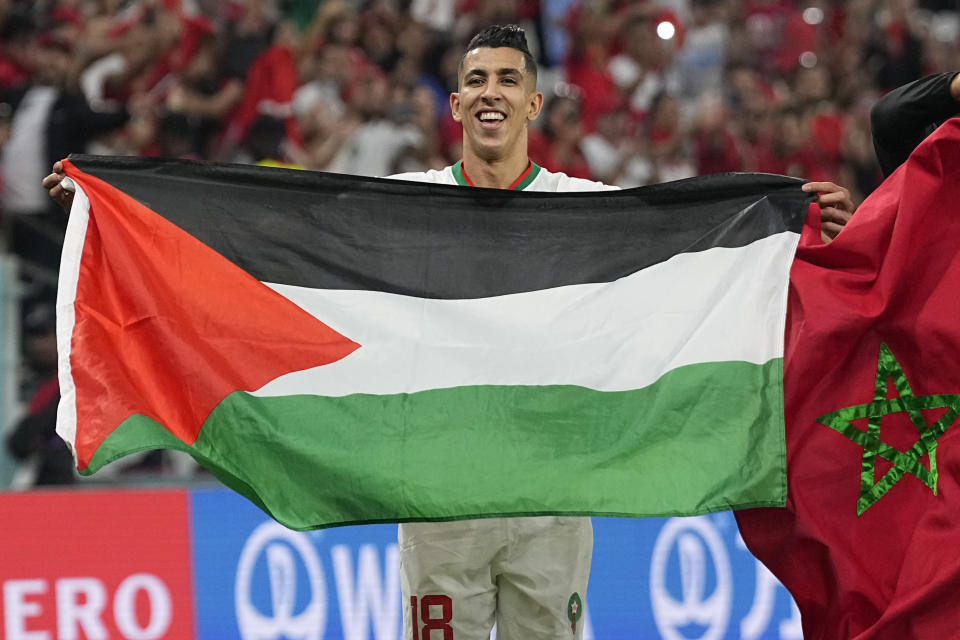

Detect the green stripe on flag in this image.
[84,358,786,530]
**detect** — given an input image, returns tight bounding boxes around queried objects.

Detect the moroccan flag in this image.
[736,118,960,637]
[57,156,809,530]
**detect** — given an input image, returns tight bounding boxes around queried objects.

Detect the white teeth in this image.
[479,112,505,121]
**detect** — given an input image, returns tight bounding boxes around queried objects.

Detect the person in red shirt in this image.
[527,91,593,180]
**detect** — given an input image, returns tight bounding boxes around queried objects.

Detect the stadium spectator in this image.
[673,0,730,101]
[562,6,618,131]
[607,11,677,117]
[246,113,302,167]
[527,88,592,178]
[330,66,428,176]
[5,303,74,487]
[387,26,616,640]
[692,92,744,174]
[645,91,696,182]
[580,97,654,187]
[0,10,128,283]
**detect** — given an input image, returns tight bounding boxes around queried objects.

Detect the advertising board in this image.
[1,488,801,639]
[0,490,195,639]
[190,489,802,639]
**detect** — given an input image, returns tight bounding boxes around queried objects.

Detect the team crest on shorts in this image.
[567,592,583,634]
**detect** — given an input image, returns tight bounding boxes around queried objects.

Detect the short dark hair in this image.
[459,24,538,86]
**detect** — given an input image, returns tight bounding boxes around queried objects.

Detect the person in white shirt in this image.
[387,24,614,640]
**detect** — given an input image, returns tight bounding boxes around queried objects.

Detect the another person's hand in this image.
[42,160,74,213]
[802,181,854,243]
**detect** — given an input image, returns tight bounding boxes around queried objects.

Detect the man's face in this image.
[451,47,542,162]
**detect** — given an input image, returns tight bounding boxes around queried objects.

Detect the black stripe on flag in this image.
[69,155,810,299]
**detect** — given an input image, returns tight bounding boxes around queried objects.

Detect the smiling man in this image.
[391,25,615,195]
[388,25,616,640]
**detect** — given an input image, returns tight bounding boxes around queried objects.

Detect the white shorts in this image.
[399,516,592,640]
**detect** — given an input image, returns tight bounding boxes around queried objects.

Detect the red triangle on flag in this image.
[62,160,360,471]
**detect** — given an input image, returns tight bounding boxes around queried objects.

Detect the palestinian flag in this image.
[57,156,810,530]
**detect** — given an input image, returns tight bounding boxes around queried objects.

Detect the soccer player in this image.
[387,24,615,640]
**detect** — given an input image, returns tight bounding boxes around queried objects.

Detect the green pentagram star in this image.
[816,343,960,516]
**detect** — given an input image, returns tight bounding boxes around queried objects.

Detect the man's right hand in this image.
[42,160,74,213]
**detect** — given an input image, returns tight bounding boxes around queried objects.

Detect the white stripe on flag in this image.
[56,182,89,450]
[256,231,799,397]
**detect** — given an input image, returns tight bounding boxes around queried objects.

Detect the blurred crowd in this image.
[2,0,959,484]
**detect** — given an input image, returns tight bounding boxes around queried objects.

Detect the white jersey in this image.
[389,159,611,640]
[389,160,619,193]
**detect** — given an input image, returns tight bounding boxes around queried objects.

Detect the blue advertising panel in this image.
[588,513,802,640]
[190,489,800,639]
[191,488,402,640]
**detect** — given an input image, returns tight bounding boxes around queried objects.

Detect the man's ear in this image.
[527,91,544,122]
[450,92,462,123]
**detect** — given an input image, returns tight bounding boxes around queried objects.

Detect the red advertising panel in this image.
[0,488,195,639]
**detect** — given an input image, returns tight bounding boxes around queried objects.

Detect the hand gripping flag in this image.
[57,157,810,530]
[736,118,960,638]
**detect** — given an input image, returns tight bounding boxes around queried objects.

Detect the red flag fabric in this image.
[736,118,960,637]
[58,159,359,471]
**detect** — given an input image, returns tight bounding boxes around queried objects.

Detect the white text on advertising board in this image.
[3,573,172,640]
